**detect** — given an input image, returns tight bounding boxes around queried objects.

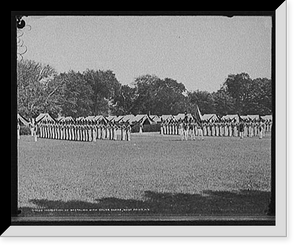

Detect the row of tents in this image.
[17,112,273,127]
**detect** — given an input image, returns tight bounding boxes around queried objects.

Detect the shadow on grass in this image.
[19,190,271,217]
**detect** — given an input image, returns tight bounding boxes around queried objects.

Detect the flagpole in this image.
[196,105,202,122]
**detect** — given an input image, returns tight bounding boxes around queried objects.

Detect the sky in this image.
[20,15,272,92]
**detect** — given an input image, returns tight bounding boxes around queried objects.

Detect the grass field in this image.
[17,132,272,217]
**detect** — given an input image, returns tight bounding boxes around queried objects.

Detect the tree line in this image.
[17,59,272,119]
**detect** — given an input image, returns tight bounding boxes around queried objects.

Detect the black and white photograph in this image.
[8,7,287,237]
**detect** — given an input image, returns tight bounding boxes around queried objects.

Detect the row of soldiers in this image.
[21,120,132,142]
[160,118,272,140]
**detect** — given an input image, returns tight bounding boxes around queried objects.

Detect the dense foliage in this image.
[17,59,272,119]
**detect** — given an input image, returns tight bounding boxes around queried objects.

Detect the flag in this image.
[237,113,242,123]
[196,105,202,121]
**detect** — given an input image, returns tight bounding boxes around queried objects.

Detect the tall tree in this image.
[222,73,272,115]
[187,90,216,114]
[57,71,93,118]
[112,84,137,116]
[130,74,160,114]
[212,87,235,116]
[17,59,57,118]
[223,72,252,114]
[248,78,272,115]
[128,75,187,115]
[83,69,121,116]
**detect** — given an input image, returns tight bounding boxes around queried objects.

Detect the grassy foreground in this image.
[17,132,272,217]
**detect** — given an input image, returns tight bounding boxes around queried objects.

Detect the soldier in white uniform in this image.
[88,121,93,142]
[160,121,164,135]
[17,121,21,140]
[101,122,105,140]
[62,121,66,140]
[70,121,74,140]
[174,121,178,135]
[171,121,175,135]
[182,122,188,140]
[66,121,70,140]
[114,122,119,141]
[57,121,61,139]
[166,121,170,135]
[110,122,114,140]
[197,121,204,140]
[77,121,80,141]
[55,121,59,139]
[79,121,83,141]
[215,121,219,137]
[138,122,143,134]
[69,121,73,140]
[228,120,232,137]
[81,122,85,141]
[38,121,43,138]
[163,121,167,135]
[239,120,244,139]
[121,122,126,140]
[182,113,189,140]
[47,121,51,139]
[244,119,248,138]
[92,121,97,142]
[33,121,38,142]
[203,122,207,136]
[179,121,184,141]
[211,121,215,137]
[225,120,229,136]
[259,119,263,139]
[107,122,112,140]
[52,122,56,139]
[73,121,77,141]
[96,121,101,139]
[104,122,108,140]
[188,119,195,140]
[254,120,258,136]
[85,121,89,141]
[208,121,212,136]
[126,122,131,141]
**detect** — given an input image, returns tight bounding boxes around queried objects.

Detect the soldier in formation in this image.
[17,120,21,140]
[37,119,132,142]
[160,116,269,140]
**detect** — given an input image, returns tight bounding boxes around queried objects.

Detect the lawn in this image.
[17,132,272,217]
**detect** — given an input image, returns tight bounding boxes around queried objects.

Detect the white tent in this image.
[85,116,96,121]
[201,114,219,122]
[160,114,174,122]
[134,114,146,122]
[136,114,154,125]
[261,114,272,121]
[173,113,194,121]
[94,115,107,122]
[17,114,30,126]
[221,114,240,122]
[114,115,124,122]
[106,115,118,122]
[150,115,161,123]
[120,114,136,123]
[247,115,260,121]
[65,116,74,121]
[76,117,85,122]
[125,114,149,125]
[35,113,56,123]
[239,115,248,121]
[58,116,74,122]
